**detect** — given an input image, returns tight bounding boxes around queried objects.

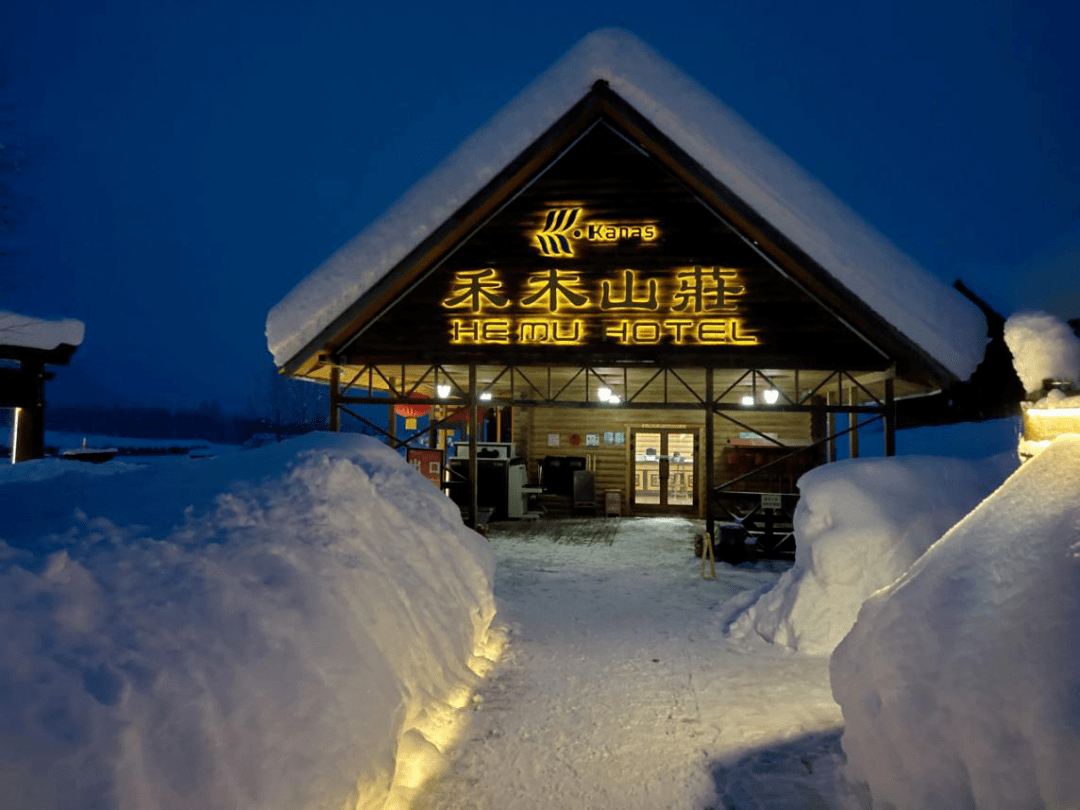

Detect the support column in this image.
[387,377,397,449]
[810,395,827,464]
[884,368,896,457]
[13,362,46,462]
[468,364,479,530]
[328,366,340,433]
[848,385,860,459]
[705,367,715,540]
[826,391,836,463]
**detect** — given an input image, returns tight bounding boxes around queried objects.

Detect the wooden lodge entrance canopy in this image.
[267,30,988,543]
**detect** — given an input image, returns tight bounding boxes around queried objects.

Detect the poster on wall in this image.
[548,433,560,447]
[586,433,600,447]
[614,431,625,446]
[604,431,614,445]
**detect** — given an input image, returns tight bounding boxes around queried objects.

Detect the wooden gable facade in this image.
[283,83,967,552]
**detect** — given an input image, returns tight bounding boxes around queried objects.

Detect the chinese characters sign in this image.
[440,208,759,349]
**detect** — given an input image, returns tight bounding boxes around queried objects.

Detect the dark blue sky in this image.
[4,0,1077,412]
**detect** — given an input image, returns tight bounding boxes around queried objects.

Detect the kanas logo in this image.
[533,207,660,256]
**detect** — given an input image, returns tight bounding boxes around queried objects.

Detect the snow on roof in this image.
[0,311,85,351]
[266,28,986,380]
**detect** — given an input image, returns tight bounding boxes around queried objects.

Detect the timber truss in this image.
[323,361,898,544]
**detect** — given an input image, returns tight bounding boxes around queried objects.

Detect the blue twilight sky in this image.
[3,0,1078,413]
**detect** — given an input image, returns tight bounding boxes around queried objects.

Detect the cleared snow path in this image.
[417,518,857,809]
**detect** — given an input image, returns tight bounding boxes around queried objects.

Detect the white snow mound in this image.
[1003,310,1080,394]
[728,454,1013,655]
[831,435,1080,810]
[0,433,495,810]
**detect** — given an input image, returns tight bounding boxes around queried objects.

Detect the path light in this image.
[436,384,451,399]
[763,388,780,405]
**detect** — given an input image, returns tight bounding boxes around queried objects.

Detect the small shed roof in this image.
[0,311,84,364]
[266,28,986,382]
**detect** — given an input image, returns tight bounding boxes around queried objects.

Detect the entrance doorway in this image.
[631,429,697,511]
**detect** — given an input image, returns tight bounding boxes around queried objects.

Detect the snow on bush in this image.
[727,453,1013,655]
[1003,310,1080,394]
[831,436,1080,810]
[0,433,496,810]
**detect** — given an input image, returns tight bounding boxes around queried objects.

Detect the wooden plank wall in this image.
[512,405,812,516]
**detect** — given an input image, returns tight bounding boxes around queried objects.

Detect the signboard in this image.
[760,493,783,510]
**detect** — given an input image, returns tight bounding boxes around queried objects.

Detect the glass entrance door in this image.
[632,429,696,510]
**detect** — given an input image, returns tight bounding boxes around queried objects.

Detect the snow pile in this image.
[0,433,496,810]
[0,310,85,349]
[266,29,985,381]
[727,454,1013,655]
[831,436,1080,810]
[1003,310,1080,394]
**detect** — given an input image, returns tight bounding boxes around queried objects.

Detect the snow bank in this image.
[0,310,84,349]
[831,436,1080,810]
[266,29,986,381]
[1003,310,1080,394]
[0,433,496,810]
[727,453,1014,655]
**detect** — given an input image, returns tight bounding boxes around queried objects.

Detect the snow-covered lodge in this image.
[266,30,988,547]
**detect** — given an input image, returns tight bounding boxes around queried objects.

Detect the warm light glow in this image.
[741,395,755,406]
[763,388,780,404]
[597,387,612,401]
[608,395,621,405]
[382,625,507,809]
[10,407,19,464]
[436,384,451,399]
[479,392,492,401]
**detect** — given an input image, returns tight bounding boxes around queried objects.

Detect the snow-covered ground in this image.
[3,414,1076,809]
[417,519,859,810]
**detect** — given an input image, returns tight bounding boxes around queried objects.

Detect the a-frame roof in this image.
[266,29,986,386]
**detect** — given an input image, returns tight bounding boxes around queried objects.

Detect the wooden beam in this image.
[705,367,715,540]
[468,364,478,530]
[328,366,340,432]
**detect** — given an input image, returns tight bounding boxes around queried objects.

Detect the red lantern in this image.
[395,393,431,429]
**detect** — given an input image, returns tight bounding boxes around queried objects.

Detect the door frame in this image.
[629,427,699,514]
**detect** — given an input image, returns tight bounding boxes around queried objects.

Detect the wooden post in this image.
[328,366,340,433]
[810,394,827,464]
[826,391,836,463]
[884,369,896,457]
[705,367,715,541]
[848,384,860,459]
[468,364,479,530]
[387,376,397,449]
[13,361,46,462]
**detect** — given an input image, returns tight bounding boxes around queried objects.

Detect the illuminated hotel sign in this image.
[442,265,757,348]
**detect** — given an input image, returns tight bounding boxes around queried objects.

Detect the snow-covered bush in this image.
[727,453,1013,655]
[1003,310,1080,395]
[831,436,1080,810]
[0,433,496,810]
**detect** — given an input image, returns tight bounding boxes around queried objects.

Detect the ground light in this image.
[382,626,508,809]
